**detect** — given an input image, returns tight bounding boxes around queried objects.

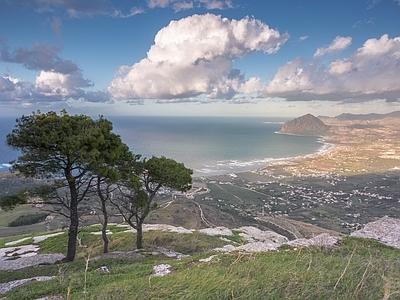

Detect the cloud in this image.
[34,0,109,16]
[126,99,144,105]
[0,76,34,103]
[109,14,288,101]
[262,34,400,103]
[112,7,145,18]
[50,17,62,35]
[147,0,233,11]
[225,96,258,104]
[34,70,91,98]
[173,2,194,11]
[0,40,113,104]
[156,98,203,104]
[12,0,143,18]
[1,42,80,74]
[0,71,111,105]
[367,0,381,9]
[0,76,15,92]
[298,36,308,42]
[314,36,352,57]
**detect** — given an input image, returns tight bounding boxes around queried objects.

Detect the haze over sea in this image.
[0,116,329,177]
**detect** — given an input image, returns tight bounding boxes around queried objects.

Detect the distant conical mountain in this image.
[279,114,330,136]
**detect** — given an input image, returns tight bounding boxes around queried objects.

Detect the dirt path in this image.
[191,200,215,227]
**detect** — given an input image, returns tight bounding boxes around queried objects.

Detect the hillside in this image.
[1,219,400,299]
[278,113,330,136]
[1,109,400,298]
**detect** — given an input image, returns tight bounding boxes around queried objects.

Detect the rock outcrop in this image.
[279,113,330,136]
[350,216,400,249]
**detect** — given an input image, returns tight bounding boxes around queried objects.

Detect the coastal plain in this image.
[181,113,400,237]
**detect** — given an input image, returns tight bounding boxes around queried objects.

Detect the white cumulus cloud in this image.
[109,13,288,100]
[34,71,87,98]
[263,34,400,103]
[314,36,352,57]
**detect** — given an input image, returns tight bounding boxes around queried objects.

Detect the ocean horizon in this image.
[0,116,328,177]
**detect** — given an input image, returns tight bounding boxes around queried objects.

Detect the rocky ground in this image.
[1,217,400,297]
[350,216,400,248]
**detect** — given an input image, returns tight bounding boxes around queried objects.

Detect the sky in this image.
[1,0,400,118]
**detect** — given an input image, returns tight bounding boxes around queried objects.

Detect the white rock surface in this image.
[237,226,288,244]
[152,247,190,259]
[199,255,218,262]
[199,227,233,236]
[237,241,280,252]
[90,230,113,236]
[33,232,64,243]
[0,276,56,295]
[350,216,400,249]
[0,253,65,271]
[95,266,110,273]
[286,233,339,248]
[5,237,31,246]
[213,244,236,252]
[124,224,194,234]
[152,264,171,276]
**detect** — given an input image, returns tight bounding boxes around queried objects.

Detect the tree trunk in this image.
[65,214,78,262]
[97,179,109,254]
[64,178,79,262]
[101,199,109,253]
[136,223,143,249]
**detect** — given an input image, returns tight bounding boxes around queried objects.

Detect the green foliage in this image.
[8,213,49,227]
[110,155,193,249]
[5,110,132,262]
[0,193,27,211]
[7,110,107,177]
[145,156,193,193]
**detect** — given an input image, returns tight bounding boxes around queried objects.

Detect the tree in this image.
[5,110,128,262]
[92,131,133,254]
[111,156,193,249]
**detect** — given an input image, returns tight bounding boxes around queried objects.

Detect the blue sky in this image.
[1,0,400,117]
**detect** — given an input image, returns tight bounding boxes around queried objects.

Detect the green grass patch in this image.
[3,236,400,299]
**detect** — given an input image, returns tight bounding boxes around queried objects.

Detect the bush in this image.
[8,213,49,227]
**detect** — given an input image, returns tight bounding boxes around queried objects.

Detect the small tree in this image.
[111,156,193,249]
[5,110,128,262]
[92,133,133,254]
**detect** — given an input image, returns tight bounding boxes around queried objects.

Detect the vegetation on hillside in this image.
[0,228,399,300]
[8,213,49,227]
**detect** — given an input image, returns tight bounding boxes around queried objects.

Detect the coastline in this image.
[6,112,399,179]
[265,118,400,176]
[252,135,336,176]
[0,139,334,178]
[192,134,335,178]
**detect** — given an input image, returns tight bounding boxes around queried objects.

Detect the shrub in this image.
[8,213,49,227]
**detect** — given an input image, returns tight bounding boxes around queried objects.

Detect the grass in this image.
[1,227,400,300]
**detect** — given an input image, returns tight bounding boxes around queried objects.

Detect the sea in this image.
[0,116,330,177]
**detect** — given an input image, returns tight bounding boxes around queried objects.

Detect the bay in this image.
[0,116,327,177]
